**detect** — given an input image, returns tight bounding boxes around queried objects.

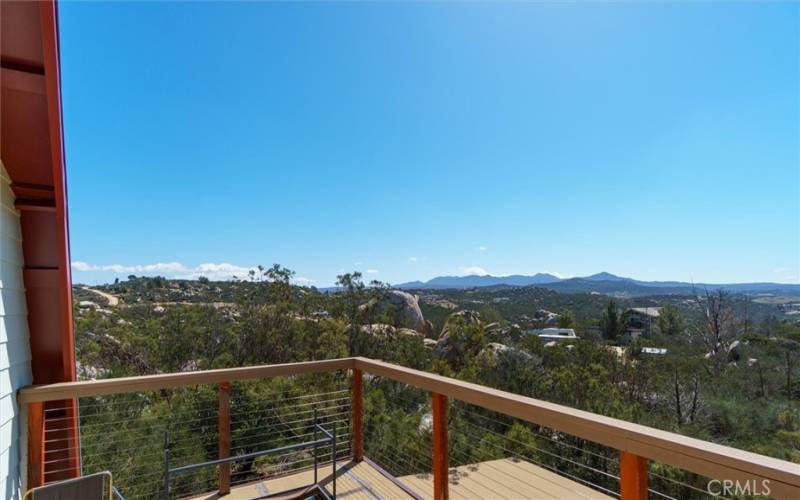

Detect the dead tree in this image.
[693,288,738,375]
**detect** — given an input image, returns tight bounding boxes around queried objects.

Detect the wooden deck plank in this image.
[398,458,615,500]
[188,457,613,499]
[188,460,412,500]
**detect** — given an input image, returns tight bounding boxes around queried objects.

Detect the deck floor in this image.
[399,458,613,500]
[189,460,411,500]
[190,457,613,499]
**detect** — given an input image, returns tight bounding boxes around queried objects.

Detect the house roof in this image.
[628,307,662,317]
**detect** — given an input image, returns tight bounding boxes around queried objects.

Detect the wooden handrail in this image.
[17,356,800,498]
[17,358,355,403]
[352,357,800,498]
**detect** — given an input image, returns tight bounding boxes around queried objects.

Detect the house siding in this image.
[0,161,32,500]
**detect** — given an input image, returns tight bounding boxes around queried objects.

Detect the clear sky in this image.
[58,1,799,286]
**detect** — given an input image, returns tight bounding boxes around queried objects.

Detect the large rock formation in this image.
[362,290,426,332]
[434,310,483,361]
[438,310,482,341]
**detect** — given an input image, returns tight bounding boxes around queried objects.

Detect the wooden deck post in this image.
[219,382,231,495]
[620,451,648,500]
[432,393,449,500]
[27,402,45,490]
[352,368,363,461]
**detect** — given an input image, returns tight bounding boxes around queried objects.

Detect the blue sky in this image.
[59,2,799,286]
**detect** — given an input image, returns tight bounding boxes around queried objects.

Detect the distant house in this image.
[531,328,578,340]
[641,347,668,355]
[622,307,661,337]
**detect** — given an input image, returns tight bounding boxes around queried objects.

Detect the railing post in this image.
[218,382,231,495]
[27,402,45,490]
[352,368,363,462]
[432,393,449,500]
[332,420,338,499]
[620,451,648,500]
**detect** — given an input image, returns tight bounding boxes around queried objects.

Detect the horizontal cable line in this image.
[50,403,220,423]
[81,437,214,462]
[99,469,165,482]
[230,388,349,407]
[234,411,351,433]
[384,391,429,405]
[76,403,347,441]
[230,407,350,428]
[231,408,350,432]
[372,453,427,477]
[225,454,349,482]
[387,394,431,406]
[170,430,350,450]
[365,439,431,467]
[72,392,350,427]
[235,404,349,422]
[225,390,350,412]
[229,409,349,429]
[70,386,347,412]
[229,437,351,459]
[228,419,350,441]
[368,447,430,473]
[75,413,215,434]
[648,470,714,497]
[459,420,618,480]
[379,442,431,467]
[169,441,350,471]
[73,398,350,428]
[43,465,81,476]
[460,407,615,459]
[230,429,351,453]
[460,409,617,465]
[227,455,331,477]
[226,396,351,417]
[43,436,78,445]
[230,423,350,449]
[231,399,349,416]
[648,488,678,500]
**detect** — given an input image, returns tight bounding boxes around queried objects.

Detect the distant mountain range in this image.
[395,272,800,296]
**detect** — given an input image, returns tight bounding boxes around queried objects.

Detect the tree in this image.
[557,309,576,329]
[600,300,620,341]
[336,272,365,356]
[657,305,686,336]
[693,289,737,374]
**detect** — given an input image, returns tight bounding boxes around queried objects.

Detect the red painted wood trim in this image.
[218,382,231,495]
[432,393,449,500]
[352,368,363,462]
[38,0,75,385]
[27,402,45,490]
[620,451,648,500]
[28,1,80,482]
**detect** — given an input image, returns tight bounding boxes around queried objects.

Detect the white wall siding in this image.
[0,162,32,500]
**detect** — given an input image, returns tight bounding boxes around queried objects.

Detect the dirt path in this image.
[81,286,120,306]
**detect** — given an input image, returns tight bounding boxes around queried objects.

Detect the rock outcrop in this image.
[434,310,483,361]
[362,290,426,332]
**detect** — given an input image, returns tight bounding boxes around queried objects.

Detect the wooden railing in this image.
[18,357,800,499]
